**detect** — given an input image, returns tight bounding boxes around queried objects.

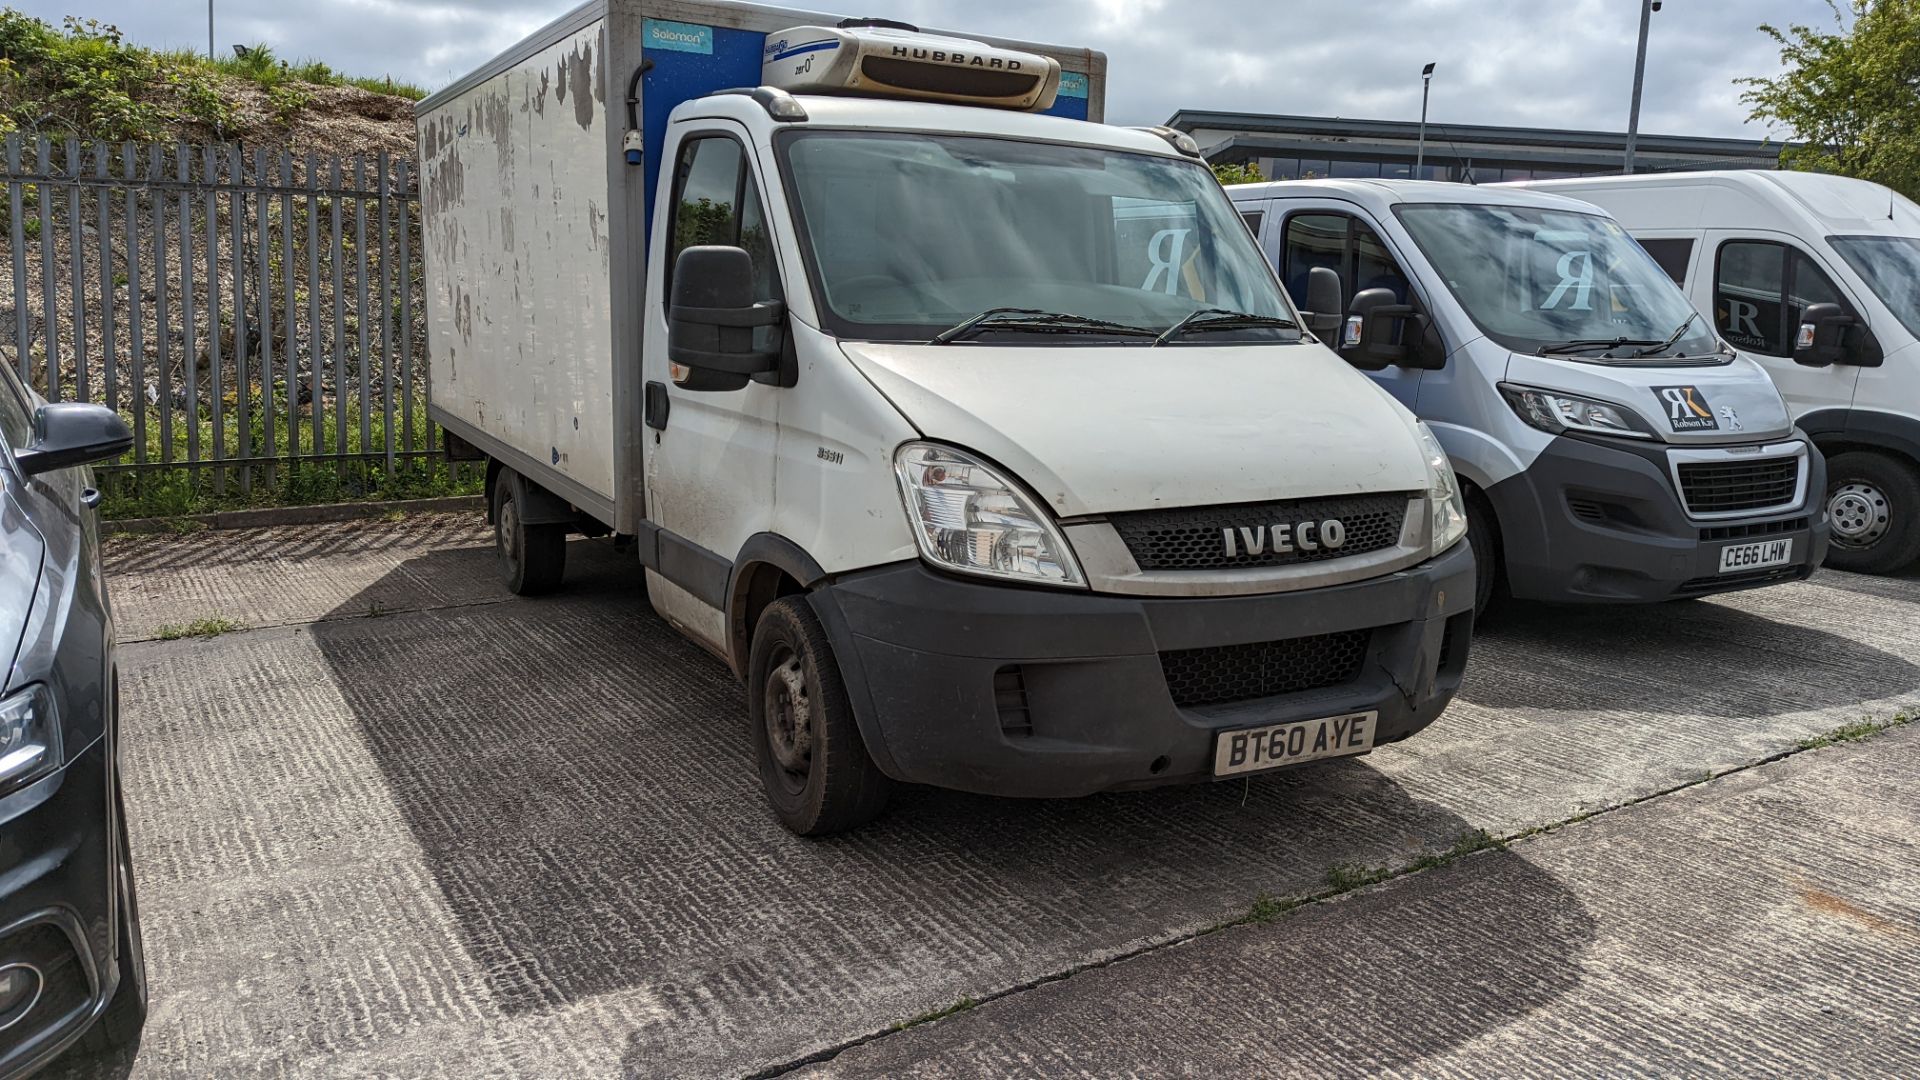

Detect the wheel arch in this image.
[726,534,828,678]
[1799,407,1920,473]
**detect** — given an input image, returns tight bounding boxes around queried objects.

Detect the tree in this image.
[1739,0,1920,200]
[1210,161,1264,186]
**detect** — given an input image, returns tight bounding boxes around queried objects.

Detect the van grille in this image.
[1161,629,1373,708]
[1677,457,1800,515]
[1109,493,1413,572]
[858,57,1041,99]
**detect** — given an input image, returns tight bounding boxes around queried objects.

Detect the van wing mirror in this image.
[14,402,133,477]
[1793,302,1881,369]
[1300,266,1344,335]
[1341,288,1426,371]
[667,246,784,391]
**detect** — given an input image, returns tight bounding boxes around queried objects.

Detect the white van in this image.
[1228,180,1829,612]
[1513,171,1920,574]
[417,3,1476,835]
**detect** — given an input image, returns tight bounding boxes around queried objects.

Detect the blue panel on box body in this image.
[639,17,1093,239]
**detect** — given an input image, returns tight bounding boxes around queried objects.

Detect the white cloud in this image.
[20,0,1828,137]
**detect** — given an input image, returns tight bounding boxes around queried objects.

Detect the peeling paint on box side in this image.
[417,19,616,506]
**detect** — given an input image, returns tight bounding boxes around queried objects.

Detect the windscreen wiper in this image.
[1538,336,1666,356]
[1153,308,1301,346]
[930,307,1156,345]
[1629,311,1701,358]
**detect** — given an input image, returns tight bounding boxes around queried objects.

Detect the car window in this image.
[667,135,781,307]
[1238,210,1263,237]
[0,363,33,451]
[1714,240,1850,357]
[1282,212,1412,309]
[1637,237,1695,285]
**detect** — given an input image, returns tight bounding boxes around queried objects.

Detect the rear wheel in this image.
[79,786,146,1057]
[1466,493,1500,617]
[1824,451,1920,575]
[748,596,891,836]
[492,473,566,595]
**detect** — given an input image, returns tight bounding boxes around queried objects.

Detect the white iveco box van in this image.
[417,1,1475,835]
[1229,180,1829,612]
[1516,171,1920,574]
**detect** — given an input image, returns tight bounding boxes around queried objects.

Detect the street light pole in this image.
[1624,0,1660,174]
[1416,62,1435,175]
[208,0,214,59]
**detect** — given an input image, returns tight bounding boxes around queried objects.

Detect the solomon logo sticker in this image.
[1653,385,1719,432]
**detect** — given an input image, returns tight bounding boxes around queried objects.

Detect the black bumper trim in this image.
[808,542,1475,798]
[1485,432,1830,604]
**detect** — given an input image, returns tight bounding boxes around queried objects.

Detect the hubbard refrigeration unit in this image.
[417,1,1475,835]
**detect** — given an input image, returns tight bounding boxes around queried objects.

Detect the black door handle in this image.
[645,381,671,430]
[81,487,102,510]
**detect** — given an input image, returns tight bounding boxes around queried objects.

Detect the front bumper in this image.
[811,540,1475,799]
[0,738,116,1079]
[1487,433,1831,604]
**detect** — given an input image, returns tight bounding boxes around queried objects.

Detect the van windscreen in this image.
[1396,203,1721,362]
[774,131,1298,344]
[1830,235,1920,341]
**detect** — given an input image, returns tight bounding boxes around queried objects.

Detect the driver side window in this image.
[1714,240,1848,357]
[1280,212,1413,310]
[667,135,781,307]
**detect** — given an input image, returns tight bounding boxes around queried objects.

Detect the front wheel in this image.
[79,786,147,1058]
[1466,493,1500,617]
[748,596,891,836]
[1824,451,1920,575]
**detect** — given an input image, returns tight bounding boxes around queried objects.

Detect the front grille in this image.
[1677,457,1799,515]
[0,923,90,1060]
[1701,516,1807,542]
[1161,629,1372,708]
[1109,493,1413,572]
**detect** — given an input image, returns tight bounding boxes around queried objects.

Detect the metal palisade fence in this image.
[0,134,463,513]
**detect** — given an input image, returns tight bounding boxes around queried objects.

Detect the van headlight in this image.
[1416,422,1469,554]
[894,443,1086,588]
[1499,384,1655,440]
[0,685,59,795]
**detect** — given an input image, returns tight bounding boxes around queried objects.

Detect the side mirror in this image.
[1792,302,1851,367]
[1341,288,1422,371]
[1299,266,1344,335]
[667,246,784,392]
[14,403,133,477]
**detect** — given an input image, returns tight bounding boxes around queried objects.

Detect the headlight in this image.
[1415,422,1469,553]
[0,685,59,794]
[1500,384,1654,440]
[894,443,1085,587]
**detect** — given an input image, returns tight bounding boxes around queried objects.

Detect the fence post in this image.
[397,159,415,466]
[64,140,85,402]
[123,143,145,467]
[35,137,57,401]
[204,145,224,497]
[177,143,199,472]
[149,144,171,462]
[229,145,251,495]
[95,143,116,413]
[279,152,296,477]
[5,134,25,380]
[305,154,323,466]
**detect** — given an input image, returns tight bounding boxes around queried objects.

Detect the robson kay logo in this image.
[1653,385,1720,432]
[1222,518,1347,558]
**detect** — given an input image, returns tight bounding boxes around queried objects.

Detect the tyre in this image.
[1824,451,1920,575]
[1466,493,1500,617]
[748,595,891,836]
[492,473,566,595]
[78,787,147,1058]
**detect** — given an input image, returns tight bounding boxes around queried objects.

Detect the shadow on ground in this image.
[1461,596,1920,715]
[304,538,1588,1076]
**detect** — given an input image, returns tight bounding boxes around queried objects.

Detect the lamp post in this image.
[1623,0,1661,174]
[208,0,214,59]
[1415,62,1436,176]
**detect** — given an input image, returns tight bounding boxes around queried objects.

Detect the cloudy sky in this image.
[23,0,1840,138]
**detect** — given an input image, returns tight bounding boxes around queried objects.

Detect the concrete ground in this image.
[50,514,1920,1078]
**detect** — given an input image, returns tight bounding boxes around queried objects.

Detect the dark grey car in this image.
[0,364,144,1076]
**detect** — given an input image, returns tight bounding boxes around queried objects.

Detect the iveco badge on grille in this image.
[1221,520,1347,558]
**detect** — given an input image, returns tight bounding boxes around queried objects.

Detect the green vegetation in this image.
[1797,713,1912,750]
[0,10,425,140]
[1325,829,1506,894]
[97,399,481,519]
[1210,161,1264,186]
[154,616,243,640]
[889,997,979,1032]
[1740,0,1920,200]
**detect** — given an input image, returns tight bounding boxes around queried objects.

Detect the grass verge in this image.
[153,616,243,640]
